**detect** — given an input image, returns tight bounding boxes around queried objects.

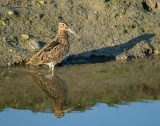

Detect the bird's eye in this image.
[62,23,64,26]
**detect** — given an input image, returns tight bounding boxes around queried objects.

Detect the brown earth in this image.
[0,0,160,66]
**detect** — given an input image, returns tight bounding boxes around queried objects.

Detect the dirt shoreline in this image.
[0,0,160,67]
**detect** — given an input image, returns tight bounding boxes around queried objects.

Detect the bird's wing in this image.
[33,40,60,58]
[40,44,68,64]
[27,40,60,64]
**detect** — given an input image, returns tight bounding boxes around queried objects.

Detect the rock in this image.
[87,11,98,20]
[28,39,41,50]
[154,46,160,55]
[20,34,29,40]
[116,54,128,60]
[1,1,9,6]
[7,11,14,15]
[7,62,11,67]
[0,20,6,26]
[38,0,45,5]
[154,50,160,55]
[143,0,159,11]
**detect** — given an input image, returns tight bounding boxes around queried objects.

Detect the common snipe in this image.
[27,22,79,76]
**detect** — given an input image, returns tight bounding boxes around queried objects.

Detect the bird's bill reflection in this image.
[63,104,81,113]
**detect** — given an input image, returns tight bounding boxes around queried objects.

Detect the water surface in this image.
[0,56,160,126]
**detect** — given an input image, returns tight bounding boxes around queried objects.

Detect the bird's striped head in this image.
[58,22,69,31]
[58,22,80,38]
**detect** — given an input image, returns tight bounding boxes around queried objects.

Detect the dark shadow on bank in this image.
[62,33,155,65]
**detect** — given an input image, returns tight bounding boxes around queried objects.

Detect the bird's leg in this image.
[51,65,55,76]
[48,62,55,76]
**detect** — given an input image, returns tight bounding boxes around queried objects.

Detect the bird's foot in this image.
[45,74,54,79]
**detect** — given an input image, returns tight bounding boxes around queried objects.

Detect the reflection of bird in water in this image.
[27,22,79,76]
[30,74,67,118]
[29,73,80,118]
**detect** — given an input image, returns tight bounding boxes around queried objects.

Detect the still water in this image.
[0,56,160,126]
[1,101,160,126]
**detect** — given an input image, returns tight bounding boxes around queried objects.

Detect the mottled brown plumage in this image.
[27,22,79,76]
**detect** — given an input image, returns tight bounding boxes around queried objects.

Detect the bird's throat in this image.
[56,29,68,45]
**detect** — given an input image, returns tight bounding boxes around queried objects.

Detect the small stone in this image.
[7,10,14,15]
[28,39,41,50]
[143,0,159,11]
[1,1,9,6]
[9,49,13,52]
[20,34,29,40]
[7,62,11,66]
[0,20,6,26]
[116,54,128,60]
[154,48,160,55]
[38,0,45,5]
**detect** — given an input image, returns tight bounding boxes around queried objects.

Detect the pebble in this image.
[9,49,13,52]
[0,20,6,26]
[7,11,14,15]
[116,54,128,60]
[38,0,45,5]
[28,39,41,50]
[20,34,29,40]
[143,0,159,11]
[7,62,11,66]
[154,49,160,55]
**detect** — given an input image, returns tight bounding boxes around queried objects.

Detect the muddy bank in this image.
[0,0,160,66]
